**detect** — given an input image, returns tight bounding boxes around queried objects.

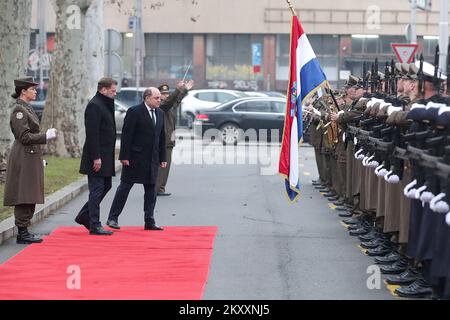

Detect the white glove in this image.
[46,128,57,141]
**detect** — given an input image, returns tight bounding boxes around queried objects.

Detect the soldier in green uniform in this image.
[3,77,58,244]
[156,80,194,196]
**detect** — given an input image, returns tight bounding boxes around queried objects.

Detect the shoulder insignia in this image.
[16,112,24,120]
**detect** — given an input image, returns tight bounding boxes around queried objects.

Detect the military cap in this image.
[414,60,447,82]
[394,63,404,78]
[158,84,170,93]
[14,77,38,88]
[407,63,419,80]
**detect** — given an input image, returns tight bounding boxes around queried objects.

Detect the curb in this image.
[0,161,122,246]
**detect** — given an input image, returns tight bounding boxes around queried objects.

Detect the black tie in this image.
[150,109,156,125]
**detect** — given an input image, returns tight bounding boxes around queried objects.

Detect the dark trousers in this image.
[76,176,112,229]
[108,181,157,225]
[14,204,36,228]
[157,146,173,193]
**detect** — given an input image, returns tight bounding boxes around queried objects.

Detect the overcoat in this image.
[4,99,47,205]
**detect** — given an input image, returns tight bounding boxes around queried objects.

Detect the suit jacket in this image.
[79,91,117,177]
[3,99,47,206]
[119,103,166,184]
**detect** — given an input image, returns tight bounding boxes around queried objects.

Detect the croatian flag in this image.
[279,15,327,202]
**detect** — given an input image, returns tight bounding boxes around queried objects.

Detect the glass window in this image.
[234,102,250,112]
[206,34,264,81]
[276,34,290,81]
[196,92,216,102]
[272,101,286,114]
[352,38,363,54]
[247,101,272,113]
[144,34,193,80]
[216,92,236,103]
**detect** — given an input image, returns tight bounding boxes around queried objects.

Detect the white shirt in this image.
[144,102,157,125]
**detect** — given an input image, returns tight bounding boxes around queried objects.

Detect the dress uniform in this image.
[3,77,57,244]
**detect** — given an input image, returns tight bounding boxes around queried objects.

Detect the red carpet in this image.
[0,226,217,300]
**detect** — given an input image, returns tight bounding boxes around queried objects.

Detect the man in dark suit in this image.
[76,77,117,235]
[106,87,167,230]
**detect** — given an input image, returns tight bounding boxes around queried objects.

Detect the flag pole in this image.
[286,0,297,16]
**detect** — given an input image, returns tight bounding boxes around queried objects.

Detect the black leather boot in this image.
[16,227,43,244]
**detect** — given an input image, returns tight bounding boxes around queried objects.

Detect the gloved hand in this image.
[46,128,57,141]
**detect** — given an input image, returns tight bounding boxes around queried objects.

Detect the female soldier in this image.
[3,77,57,244]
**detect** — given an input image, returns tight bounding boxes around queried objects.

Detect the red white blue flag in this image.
[279,15,328,202]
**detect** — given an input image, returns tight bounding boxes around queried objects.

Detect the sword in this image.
[182,61,192,82]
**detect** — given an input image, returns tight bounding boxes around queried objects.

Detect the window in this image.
[239,101,272,113]
[272,101,286,114]
[144,34,193,80]
[216,92,237,103]
[196,92,216,102]
[206,34,264,80]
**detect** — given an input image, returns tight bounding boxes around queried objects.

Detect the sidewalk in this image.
[0,161,122,246]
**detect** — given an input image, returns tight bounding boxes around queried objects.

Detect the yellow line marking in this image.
[340,221,350,229]
[328,203,337,210]
[357,245,368,255]
[303,171,311,176]
[384,281,401,298]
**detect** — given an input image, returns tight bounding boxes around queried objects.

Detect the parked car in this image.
[193,97,286,145]
[244,91,286,98]
[181,89,248,128]
[115,100,129,135]
[115,87,146,107]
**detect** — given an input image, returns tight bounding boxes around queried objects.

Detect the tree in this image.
[0,0,32,178]
[85,0,104,98]
[41,0,95,157]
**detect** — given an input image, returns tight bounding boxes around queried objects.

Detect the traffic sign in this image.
[252,43,262,73]
[391,43,419,63]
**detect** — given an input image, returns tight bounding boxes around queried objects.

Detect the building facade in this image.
[31,0,447,91]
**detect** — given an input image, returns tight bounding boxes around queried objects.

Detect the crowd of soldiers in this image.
[304,47,450,300]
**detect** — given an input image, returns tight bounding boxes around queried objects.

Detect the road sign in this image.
[391,43,419,63]
[252,43,262,73]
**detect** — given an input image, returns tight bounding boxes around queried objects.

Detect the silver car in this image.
[115,100,129,135]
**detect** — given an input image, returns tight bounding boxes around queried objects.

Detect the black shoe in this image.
[157,192,171,196]
[395,277,433,298]
[75,216,90,231]
[339,211,353,218]
[374,252,401,265]
[315,185,328,190]
[342,217,359,225]
[361,238,390,250]
[386,268,419,285]
[323,192,337,197]
[335,206,348,211]
[89,226,113,235]
[333,200,345,206]
[359,230,385,242]
[327,196,340,201]
[366,244,393,257]
[106,220,120,229]
[16,229,43,244]
[380,257,409,274]
[144,224,164,231]
[349,227,370,236]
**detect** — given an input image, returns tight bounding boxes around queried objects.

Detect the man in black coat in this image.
[76,77,117,235]
[106,87,167,230]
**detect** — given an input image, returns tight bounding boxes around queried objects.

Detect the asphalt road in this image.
[0,138,394,300]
